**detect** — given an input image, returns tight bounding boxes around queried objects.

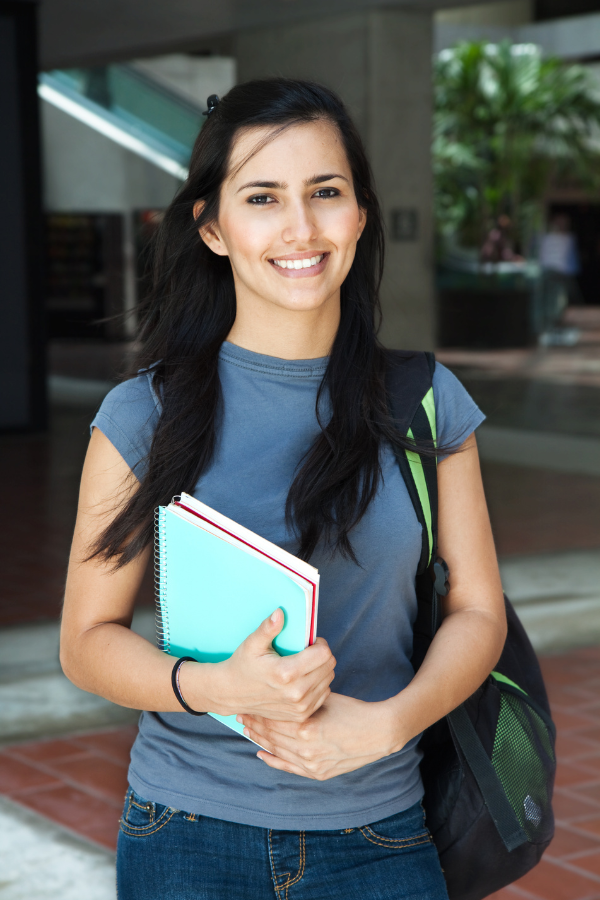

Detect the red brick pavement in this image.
[2,650,600,899]
[0,726,136,849]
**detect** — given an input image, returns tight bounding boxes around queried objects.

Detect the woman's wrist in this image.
[177,659,222,715]
[378,694,414,755]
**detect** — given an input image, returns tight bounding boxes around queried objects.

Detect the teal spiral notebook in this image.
[155,493,319,740]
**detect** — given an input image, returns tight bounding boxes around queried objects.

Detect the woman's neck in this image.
[226,292,340,361]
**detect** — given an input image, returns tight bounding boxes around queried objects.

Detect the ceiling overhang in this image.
[36,0,510,69]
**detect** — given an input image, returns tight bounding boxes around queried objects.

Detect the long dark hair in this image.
[92,78,435,568]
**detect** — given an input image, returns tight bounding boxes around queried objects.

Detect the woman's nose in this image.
[281,200,318,244]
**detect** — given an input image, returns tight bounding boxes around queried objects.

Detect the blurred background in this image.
[1,1,600,897]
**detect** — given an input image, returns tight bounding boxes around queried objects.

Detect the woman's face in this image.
[198,119,366,317]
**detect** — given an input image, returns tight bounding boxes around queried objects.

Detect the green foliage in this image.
[434,41,600,253]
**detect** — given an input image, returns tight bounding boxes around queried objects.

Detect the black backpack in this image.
[385,350,556,900]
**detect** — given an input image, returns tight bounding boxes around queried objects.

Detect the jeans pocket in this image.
[120,787,177,837]
[359,802,432,851]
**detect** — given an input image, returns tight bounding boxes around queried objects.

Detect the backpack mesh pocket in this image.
[491,685,555,843]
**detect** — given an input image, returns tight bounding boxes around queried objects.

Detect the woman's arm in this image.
[60,428,335,720]
[239,433,507,778]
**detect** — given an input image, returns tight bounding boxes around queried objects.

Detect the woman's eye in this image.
[314,188,339,199]
[248,194,275,205]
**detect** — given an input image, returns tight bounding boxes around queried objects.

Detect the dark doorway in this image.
[535,0,600,20]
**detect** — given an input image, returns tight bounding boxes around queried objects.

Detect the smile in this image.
[271,254,325,270]
[268,253,329,278]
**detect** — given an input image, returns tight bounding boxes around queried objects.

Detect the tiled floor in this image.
[2,648,600,900]
[0,726,136,850]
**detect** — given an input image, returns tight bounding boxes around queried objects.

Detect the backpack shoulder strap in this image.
[385,349,443,670]
[385,349,437,573]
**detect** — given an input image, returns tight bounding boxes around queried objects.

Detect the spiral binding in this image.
[154,507,170,654]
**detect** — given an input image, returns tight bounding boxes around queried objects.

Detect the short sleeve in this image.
[433,362,485,456]
[90,373,159,479]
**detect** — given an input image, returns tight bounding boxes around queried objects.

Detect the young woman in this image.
[61,79,506,899]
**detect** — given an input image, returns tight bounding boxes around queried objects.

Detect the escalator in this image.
[39,63,205,179]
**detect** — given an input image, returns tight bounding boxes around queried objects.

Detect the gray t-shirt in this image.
[91,341,484,830]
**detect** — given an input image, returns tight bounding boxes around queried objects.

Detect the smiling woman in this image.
[195,119,365,360]
[59,79,506,900]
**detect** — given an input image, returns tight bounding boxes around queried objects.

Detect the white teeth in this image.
[272,254,324,269]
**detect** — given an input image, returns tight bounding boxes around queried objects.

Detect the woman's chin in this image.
[271,292,336,314]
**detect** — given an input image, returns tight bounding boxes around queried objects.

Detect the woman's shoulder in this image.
[97,372,159,427]
[432,358,467,396]
[431,359,486,450]
[91,371,160,476]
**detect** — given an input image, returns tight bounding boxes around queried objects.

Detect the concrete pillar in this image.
[234,9,434,350]
[0,0,46,431]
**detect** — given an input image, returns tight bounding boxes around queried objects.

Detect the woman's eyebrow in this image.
[236,173,348,193]
[236,180,287,193]
[304,173,349,186]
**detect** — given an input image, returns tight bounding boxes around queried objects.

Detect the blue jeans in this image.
[117,786,449,900]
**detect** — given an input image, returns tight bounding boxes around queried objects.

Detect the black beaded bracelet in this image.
[171,656,207,716]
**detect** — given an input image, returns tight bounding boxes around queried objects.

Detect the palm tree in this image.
[434,40,600,258]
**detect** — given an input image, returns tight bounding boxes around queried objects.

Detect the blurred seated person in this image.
[480,214,523,264]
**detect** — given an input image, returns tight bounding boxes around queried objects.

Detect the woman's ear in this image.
[357,207,367,241]
[193,199,229,257]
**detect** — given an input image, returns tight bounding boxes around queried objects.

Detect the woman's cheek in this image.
[322,205,361,249]
[231,218,275,263]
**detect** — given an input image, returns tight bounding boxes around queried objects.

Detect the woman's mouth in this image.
[269,253,329,277]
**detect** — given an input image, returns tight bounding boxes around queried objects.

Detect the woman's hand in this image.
[237,692,403,780]
[183,608,336,722]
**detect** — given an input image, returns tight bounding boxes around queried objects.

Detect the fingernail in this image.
[271,610,279,623]
[236,715,242,724]
[243,728,250,737]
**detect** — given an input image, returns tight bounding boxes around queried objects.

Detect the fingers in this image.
[250,726,314,766]
[306,637,335,669]
[240,714,305,742]
[257,751,314,779]
[269,667,332,721]
[244,609,285,655]
[280,640,336,682]
[295,673,333,718]
[311,686,332,715]
[245,724,307,758]
[288,657,335,695]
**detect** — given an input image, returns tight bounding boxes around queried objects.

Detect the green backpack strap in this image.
[385,350,446,670]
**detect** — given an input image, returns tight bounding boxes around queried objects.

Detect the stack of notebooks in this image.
[155,492,320,739]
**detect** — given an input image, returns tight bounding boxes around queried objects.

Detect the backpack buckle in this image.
[431,557,450,596]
